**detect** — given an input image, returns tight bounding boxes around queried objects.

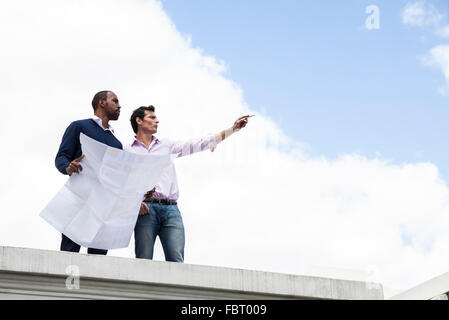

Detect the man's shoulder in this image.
[62,119,102,141]
[71,118,94,126]
[65,118,94,129]
[123,139,140,151]
[154,136,169,144]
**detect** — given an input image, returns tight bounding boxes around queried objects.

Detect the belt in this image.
[149,198,177,205]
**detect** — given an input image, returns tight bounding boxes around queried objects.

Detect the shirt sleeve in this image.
[55,121,81,175]
[169,135,218,158]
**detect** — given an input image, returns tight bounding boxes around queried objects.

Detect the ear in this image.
[136,117,143,125]
[98,99,106,108]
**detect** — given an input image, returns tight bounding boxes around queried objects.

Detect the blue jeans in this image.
[134,202,185,262]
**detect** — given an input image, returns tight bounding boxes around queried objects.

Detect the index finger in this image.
[236,115,249,122]
[75,154,85,162]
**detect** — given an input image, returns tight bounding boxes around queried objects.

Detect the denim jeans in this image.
[134,202,185,262]
[60,233,107,255]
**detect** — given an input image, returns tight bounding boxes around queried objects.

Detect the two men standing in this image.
[55,91,249,261]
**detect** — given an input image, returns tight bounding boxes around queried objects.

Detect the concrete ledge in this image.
[0,246,383,299]
[390,271,449,300]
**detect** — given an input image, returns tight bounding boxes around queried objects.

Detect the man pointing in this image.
[125,105,250,262]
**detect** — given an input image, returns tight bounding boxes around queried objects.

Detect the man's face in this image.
[103,92,121,120]
[137,110,159,134]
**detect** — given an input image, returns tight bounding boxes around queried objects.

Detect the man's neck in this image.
[94,111,109,129]
[136,131,154,149]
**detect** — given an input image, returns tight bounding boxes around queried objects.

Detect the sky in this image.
[2,0,449,298]
[161,0,449,180]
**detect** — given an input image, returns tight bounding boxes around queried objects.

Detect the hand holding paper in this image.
[66,154,85,175]
[40,133,173,249]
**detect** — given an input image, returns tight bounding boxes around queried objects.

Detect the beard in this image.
[108,109,120,121]
[109,112,120,121]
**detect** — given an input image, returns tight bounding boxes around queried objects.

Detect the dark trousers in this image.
[60,234,108,255]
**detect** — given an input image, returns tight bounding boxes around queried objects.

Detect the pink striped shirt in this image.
[124,135,217,200]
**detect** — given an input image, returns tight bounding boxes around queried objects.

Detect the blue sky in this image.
[162,0,449,182]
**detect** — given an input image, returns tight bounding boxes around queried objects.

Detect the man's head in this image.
[130,106,158,134]
[92,91,121,121]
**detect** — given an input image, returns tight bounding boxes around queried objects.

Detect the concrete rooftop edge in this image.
[0,246,384,300]
[390,270,449,300]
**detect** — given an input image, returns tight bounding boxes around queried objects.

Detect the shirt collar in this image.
[132,136,160,149]
[92,116,114,133]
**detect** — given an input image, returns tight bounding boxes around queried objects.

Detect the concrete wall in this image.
[390,271,449,300]
[0,246,384,300]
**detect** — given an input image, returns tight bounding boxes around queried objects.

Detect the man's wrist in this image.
[216,128,235,143]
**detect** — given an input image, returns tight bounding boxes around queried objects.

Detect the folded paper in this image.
[40,133,172,249]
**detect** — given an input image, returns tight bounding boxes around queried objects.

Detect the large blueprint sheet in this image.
[40,133,172,250]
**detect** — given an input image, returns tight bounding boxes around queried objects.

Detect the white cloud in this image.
[435,24,449,38]
[401,1,443,27]
[1,0,449,298]
[403,3,449,93]
[401,2,449,39]
[422,45,449,94]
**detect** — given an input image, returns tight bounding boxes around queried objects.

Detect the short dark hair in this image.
[130,105,156,134]
[91,91,111,110]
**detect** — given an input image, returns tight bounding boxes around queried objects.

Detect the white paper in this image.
[40,133,173,250]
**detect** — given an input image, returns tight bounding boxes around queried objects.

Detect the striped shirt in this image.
[124,135,217,200]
